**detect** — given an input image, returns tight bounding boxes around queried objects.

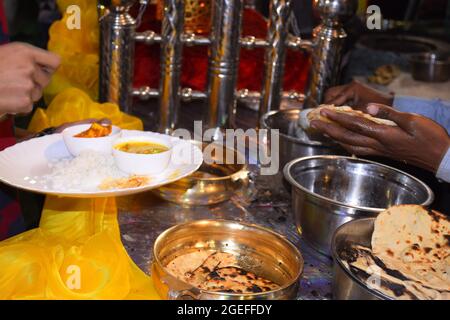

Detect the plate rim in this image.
[0,131,203,198]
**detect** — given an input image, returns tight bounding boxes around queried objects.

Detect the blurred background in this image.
[5,1,449,46]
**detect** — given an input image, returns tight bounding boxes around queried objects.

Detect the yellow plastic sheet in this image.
[0,198,159,300]
[44,0,100,103]
[0,89,159,299]
[28,88,143,133]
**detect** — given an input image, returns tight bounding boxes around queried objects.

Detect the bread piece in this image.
[372,205,450,292]
[299,105,397,131]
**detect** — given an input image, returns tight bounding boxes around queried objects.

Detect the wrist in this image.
[432,138,450,174]
[380,93,394,107]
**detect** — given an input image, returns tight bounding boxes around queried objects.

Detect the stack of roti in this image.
[371,205,449,299]
[299,105,397,132]
[341,205,450,300]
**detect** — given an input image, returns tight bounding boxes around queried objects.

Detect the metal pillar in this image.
[158,0,185,134]
[259,0,292,119]
[304,0,358,108]
[98,0,137,113]
[204,0,244,139]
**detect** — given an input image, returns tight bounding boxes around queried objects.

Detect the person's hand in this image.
[310,104,450,173]
[324,80,394,110]
[0,43,61,115]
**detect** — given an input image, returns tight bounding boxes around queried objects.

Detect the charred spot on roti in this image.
[247,284,263,293]
[340,242,360,263]
[382,279,408,298]
[201,266,210,273]
[165,250,279,294]
[345,252,415,299]
[371,253,410,281]
[428,209,448,223]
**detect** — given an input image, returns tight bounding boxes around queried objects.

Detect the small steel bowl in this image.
[284,156,434,256]
[151,219,304,300]
[152,141,250,206]
[332,218,391,300]
[260,108,344,169]
[410,52,450,82]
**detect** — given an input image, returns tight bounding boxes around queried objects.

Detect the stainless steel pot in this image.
[331,218,391,300]
[152,219,304,300]
[284,156,434,256]
[152,141,251,206]
[410,52,450,82]
[260,108,345,169]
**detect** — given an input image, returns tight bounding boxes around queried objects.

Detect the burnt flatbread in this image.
[165,250,280,294]
[198,267,279,294]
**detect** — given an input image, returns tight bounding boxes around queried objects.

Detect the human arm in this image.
[0,42,60,115]
[310,103,450,178]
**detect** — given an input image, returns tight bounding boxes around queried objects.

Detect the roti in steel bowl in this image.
[337,205,449,300]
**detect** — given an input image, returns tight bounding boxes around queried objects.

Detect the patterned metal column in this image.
[304,0,358,108]
[98,0,137,113]
[259,0,292,119]
[158,0,185,134]
[204,0,244,139]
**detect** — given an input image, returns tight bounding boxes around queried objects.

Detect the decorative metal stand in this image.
[98,0,357,133]
[304,0,358,108]
[98,0,138,114]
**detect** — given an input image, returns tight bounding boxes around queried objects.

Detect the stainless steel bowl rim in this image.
[283,155,434,213]
[190,163,249,182]
[189,140,249,182]
[331,217,393,300]
[409,53,450,65]
[260,109,335,147]
[410,59,450,66]
[153,219,304,298]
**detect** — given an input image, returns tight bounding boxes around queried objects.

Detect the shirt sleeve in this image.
[436,147,450,183]
[393,96,450,133]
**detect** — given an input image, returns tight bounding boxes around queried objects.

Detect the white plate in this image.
[0,130,203,198]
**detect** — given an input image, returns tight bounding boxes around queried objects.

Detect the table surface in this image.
[118,97,334,300]
[117,170,333,300]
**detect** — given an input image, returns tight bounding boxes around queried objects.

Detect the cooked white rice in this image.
[44,150,126,191]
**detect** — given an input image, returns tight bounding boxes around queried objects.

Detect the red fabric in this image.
[0,2,23,241]
[0,0,6,31]
[0,201,22,238]
[133,6,310,93]
[0,0,8,44]
[0,117,16,150]
[0,118,22,243]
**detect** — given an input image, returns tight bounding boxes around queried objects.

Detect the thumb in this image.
[366,103,412,130]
